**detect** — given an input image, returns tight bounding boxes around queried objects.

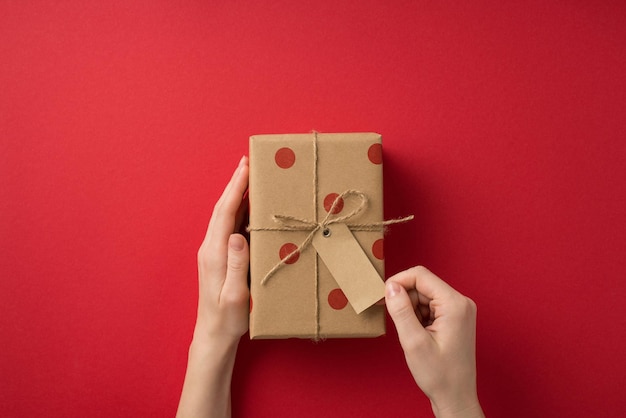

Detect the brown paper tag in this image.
[312,223,385,314]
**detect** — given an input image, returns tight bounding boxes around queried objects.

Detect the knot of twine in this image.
[247,189,414,285]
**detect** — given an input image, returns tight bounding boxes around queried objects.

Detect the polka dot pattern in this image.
[372,238,384,260]
[328,288,348,310]
[279,242,300,264]
[323,193,344,214]
[367,143,383,165]
[275,147,295,169]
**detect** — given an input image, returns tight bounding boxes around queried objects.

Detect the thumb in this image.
[221,233,250,307]
[385,280,428,351]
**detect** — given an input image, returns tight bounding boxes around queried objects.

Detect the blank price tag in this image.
[312,223,385,314]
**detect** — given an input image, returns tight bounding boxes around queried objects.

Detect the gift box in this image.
[248,132,389,339]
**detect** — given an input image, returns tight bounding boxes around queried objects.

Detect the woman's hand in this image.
[385,266,484,418]
[177,156,250,418]
[194,155,250,344]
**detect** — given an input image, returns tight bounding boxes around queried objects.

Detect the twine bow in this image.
[247,189,413,284]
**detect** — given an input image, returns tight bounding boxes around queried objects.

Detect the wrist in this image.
[431,398,484,418]
[189,330,240,361]
[186,333,239,395]
[191,317,243,349]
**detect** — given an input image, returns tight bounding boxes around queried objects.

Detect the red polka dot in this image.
[275,147,295,169]
[323,193,344,214]
[367,143,383,164]
[372,239,384,260]
[279,242,299,264]
[328,288,348,310]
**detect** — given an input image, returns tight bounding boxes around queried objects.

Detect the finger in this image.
[214,156,246,209]
[198,157,249,284]
[385,280,429,351]
[418,304,431,326]
[387,266,457,302]
[204,157,243,243]
[234,190,249,235]
[220,233,250,307]
[376,288,417,306]
[407,288,419,307]
[205,156,249,242]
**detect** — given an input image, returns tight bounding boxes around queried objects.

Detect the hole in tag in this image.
[322,228,331,238]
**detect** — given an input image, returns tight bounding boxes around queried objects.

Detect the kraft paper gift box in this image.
[248,132,392,339]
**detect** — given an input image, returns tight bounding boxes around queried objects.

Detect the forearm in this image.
[176,336,239,418]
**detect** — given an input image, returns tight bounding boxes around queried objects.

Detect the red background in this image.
[2,1,625,417]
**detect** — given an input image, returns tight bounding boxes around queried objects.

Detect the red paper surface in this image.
[1,1,625,417]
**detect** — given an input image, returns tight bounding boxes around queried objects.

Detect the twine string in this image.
[313,132,320,339]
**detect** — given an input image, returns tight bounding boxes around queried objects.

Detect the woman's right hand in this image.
[385,266,484,418]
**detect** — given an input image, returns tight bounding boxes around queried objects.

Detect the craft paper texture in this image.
[249,133,386,339]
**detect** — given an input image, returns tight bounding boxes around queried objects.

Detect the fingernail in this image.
[386,281,401,298]
[229,234,245,251]
[238,155,246,167]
